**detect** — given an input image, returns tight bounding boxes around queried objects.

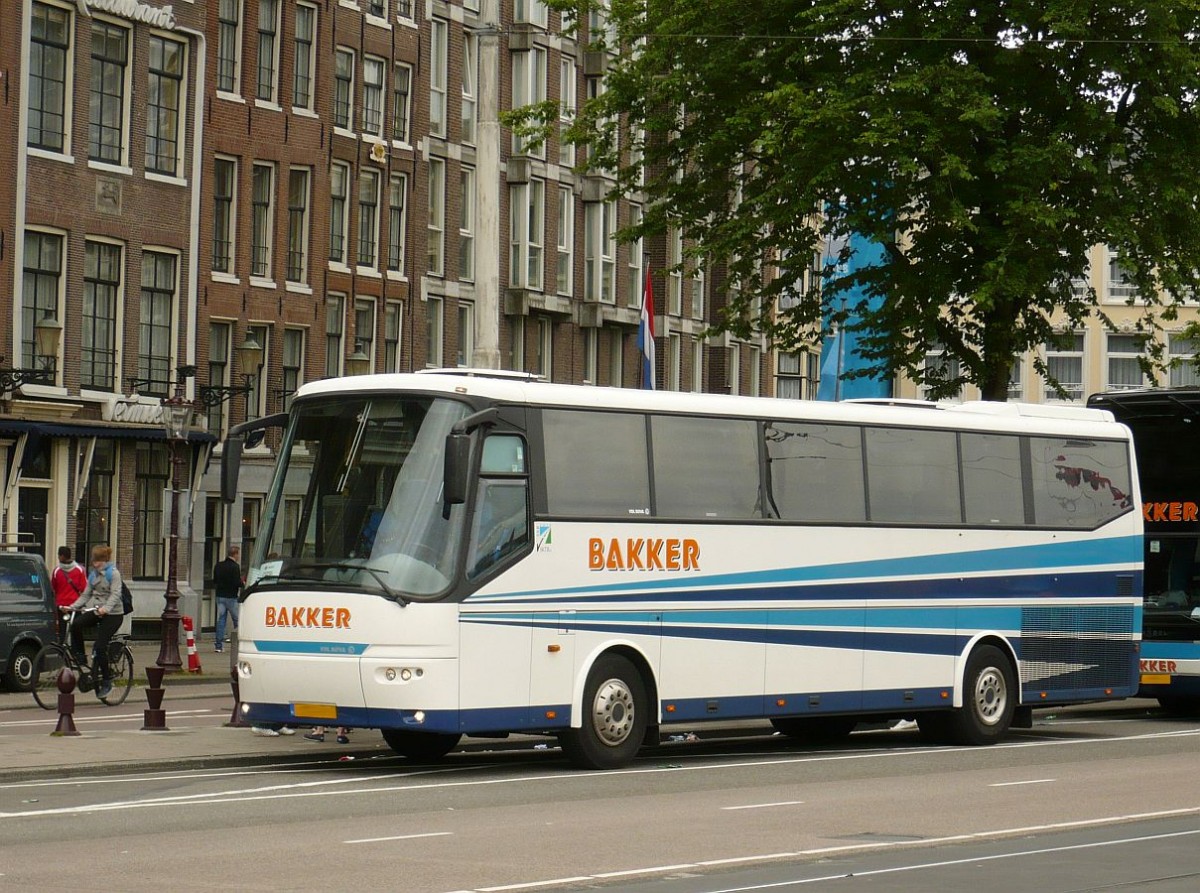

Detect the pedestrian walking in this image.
[212,545,242,653]
[50,546,87,642]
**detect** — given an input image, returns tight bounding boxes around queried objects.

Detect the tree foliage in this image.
[532,0,1200,399]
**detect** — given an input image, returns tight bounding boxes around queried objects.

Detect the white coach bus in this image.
[225,370,1142,769]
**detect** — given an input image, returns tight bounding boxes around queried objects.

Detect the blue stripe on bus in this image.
[250,640,371,656]
[469,535,1143,602]
[1141,641,1200,661]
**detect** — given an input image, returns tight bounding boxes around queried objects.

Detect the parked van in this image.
[0,550,57,691]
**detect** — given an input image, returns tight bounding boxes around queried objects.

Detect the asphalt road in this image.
[1,700,1199,893]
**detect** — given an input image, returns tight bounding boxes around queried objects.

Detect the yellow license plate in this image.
[292,702,338,720]
[1140,674,1171,686]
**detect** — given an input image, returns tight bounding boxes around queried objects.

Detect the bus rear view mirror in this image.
[221,435,244,503]
[444,432,471,505]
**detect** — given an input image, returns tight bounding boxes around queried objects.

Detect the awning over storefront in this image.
[0,418,218,444]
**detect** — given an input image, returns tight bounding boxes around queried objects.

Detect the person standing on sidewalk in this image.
[50,546,87,642]
[212,545,242,654]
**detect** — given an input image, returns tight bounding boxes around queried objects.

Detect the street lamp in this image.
[155,392,194,672]
[0,315,63,394]
[236,332,264,416]
[345,344,371,377]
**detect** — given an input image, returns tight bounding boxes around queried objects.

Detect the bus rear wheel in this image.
[770,716,858,742]
[559,654,647,770]
[945,644,1016,745]
[381,728,462,762]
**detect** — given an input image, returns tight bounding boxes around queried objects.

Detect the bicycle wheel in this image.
[99,644,134,706]
[31,645,70,710]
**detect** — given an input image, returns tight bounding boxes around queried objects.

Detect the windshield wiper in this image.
[270,561,409,606]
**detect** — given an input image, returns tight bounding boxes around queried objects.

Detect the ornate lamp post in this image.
[344,344,371,377]
[235,332,264,418]
[156,392,193,672]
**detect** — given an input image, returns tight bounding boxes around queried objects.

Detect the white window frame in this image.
[427,157,445,276]
[362,56,386,137]
[461,31,477,145]
[216,0,243,96]
[286,166,311,284]
[28,1,75,155]
[329,161,351,269]
[353,297,377,371]
[292,3,318,112]
[88,16,132,169]
[509,179,544,291]
[357,168,381,271]
[557,185,574,296]
[250,161,275,282]
[559,57,576,168]
[325,293,345,378]
[514,0,548,27]
[511,47,547,158]
[667,227,683,316]
[1105,333,1151,391]
[146,34,187,178]
[392,63,413,145]
[459,166,476,282]
[387,173,408,278]
[457,300,475,367]
[255,0,282,106]
[211,155,238,277]
[691,338,704,392]
[333,47,355,132]
[429,19,448,138]
[535,316,553,379]
[1169,334,1200,387]
[584,200,616,304]
[668,332,681,391]
[426,295,444,366]
[1042,333,1086,403]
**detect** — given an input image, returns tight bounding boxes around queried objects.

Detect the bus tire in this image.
[770,716,858,742]
[559,654,647,770]
[381,728,462,762]
[947,644,1016,745]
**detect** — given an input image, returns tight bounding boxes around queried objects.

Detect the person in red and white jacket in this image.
[51,546,87,642]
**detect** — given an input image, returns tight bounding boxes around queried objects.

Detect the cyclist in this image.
[62,544,125,699]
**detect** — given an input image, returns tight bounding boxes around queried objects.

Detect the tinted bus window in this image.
[543,410,650,517]
[866,427,961,523]
[961,433,1026,526]
[765,422,866,522]
[1030,436,1133,528]
[652,416,760,518]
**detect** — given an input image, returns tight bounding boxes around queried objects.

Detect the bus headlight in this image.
[380,666,423,683]
[238,661,251,677]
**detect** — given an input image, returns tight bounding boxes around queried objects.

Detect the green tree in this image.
[529,1,1200,399]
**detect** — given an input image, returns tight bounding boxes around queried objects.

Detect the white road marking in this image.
[344,831,453,844]
[456,824,1200,893]
[988,778,1056,787]
[722,800,805,811]
[0,709,216,729]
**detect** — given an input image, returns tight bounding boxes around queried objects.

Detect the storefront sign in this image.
[103,396,164,425]
[76,0,177,31]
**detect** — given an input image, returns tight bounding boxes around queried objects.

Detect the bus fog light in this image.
[240,703,250,715]
[400,668,413,681]
[413,710,425,723]
[385,668,396,681]
[238,661,251,677]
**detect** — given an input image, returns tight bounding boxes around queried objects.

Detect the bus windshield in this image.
[245,394,471,600]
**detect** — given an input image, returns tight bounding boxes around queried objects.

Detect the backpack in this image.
[102,565,134,615]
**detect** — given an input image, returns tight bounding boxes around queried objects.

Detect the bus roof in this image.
[297,371,1126,438]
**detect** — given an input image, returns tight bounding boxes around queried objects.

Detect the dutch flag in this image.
[637,269,656,390]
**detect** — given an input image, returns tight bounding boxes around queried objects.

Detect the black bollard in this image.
[51,667,81,737]
[141,665,170,731]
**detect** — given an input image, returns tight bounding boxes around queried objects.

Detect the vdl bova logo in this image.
[588,537,701,572]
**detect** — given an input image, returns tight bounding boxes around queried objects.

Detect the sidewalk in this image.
[0,635,405,783]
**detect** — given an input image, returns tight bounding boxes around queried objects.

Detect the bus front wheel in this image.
[559,654,648,770]
[381,728,462,762]
[946,644,1016,745]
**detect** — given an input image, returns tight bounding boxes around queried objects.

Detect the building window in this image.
[256,0,280,102]
[76,440,114,570]
[511,317,525,371]
[396,0,414,19]
[354,299,376,370]
[203,496,225,591]
[691,262,706,319]
[559,57,576,168]
[212,157,237,273]
[146,36,184,175]
[1107,250,1138,302]
[515,0,548,28]
[668,332,681,391]
[22,231,63,370]
[729,343,742,395]
[667,227,683,316]
[251,163,274,278]
[392,64,412,143]
[535,316,552,379]
[387,173,407,275]
[139,252,176,396]
[511,48,547,157]
[28,2,71,152]
[242,498,263,569]
[245,323,269,419]
[1169,335,1200,387]
[625,204,642,305]
[609,328,624,387]
[459,166,476,281]
[692,338,706,392]
[509,180,545,290]
[333,48,354,130]
[426,296,444,366]
[216,0,242,93]
[82,240,121,391]
[1106,334,1148,391]
[1043,333,1085,402]
[133,443,169,579]
[384,302,403,373]
[922,342,963,402]
[281,328,304,411]
[461,32,477,145]
[457,301,474,366]
[362,57,385,136]
[584,329,598,384]
[749,345,761,396]
[325,295,345,378]
[357,170,380,269]
[557,186,574,296]
[330,161,350,265]
[89,21,128,164]
[429,19,448,138]
[286,167,311,283]
[1007,358,1024,400]
[584,201,616,303]
[292,4,317,110]
[368,0,386,20]
[427,158,445,276]
[207,321,231,437]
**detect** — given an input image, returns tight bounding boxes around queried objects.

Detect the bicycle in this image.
[31,609,135,709]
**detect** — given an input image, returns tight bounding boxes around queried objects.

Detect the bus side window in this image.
[467,479,529,579]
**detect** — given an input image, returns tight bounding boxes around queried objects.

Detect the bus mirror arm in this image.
[222,413,289,503]
[444,408,500,507]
